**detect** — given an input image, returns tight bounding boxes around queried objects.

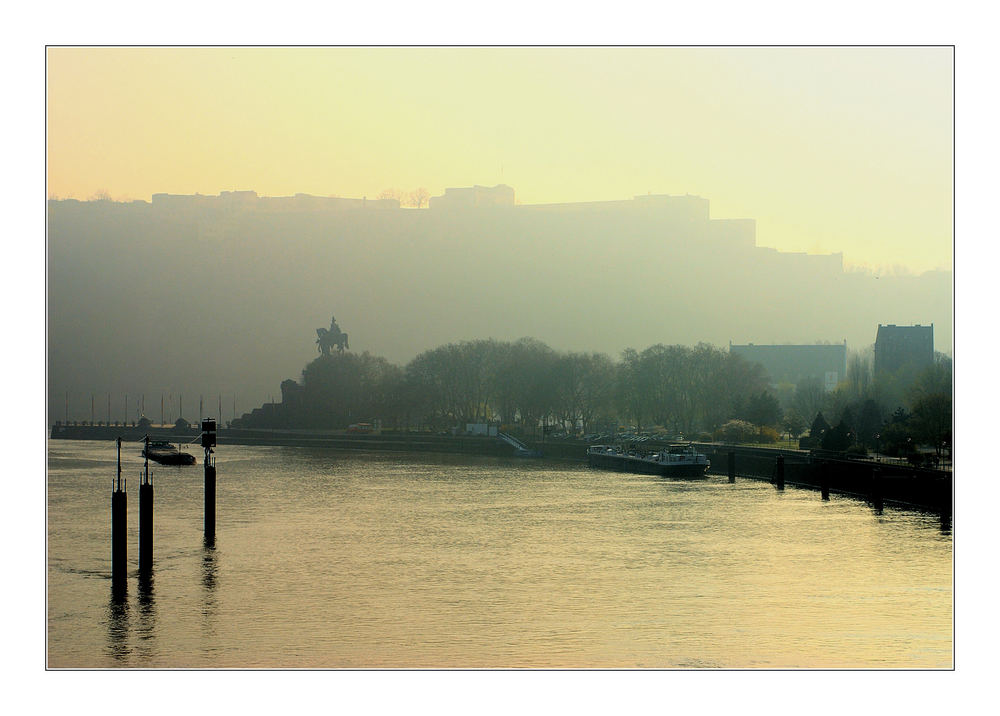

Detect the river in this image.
[47,439,953,668]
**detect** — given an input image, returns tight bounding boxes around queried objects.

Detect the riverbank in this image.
[49,424,952,514]
[49,424,520,458]
[694,443,952,516]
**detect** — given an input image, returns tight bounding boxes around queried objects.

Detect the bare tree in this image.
[409,187,430,209]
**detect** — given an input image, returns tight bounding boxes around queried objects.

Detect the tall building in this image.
[729,342,848,392]
[873,324,934,375]
[429,184,515,208]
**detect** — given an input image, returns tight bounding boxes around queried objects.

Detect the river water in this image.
[47,439,953,668]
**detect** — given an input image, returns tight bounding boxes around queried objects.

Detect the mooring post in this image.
[202,418,217,544]
[871,465,883,512]
[728,450,736,483]
[775,454,785,490]
[111,437,127,592]
[205,462,216,542]
[821,462,830,500]
[139,435,153,575]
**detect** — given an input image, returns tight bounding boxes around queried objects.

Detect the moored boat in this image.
[142,440,196,465]
[587,443,710,478]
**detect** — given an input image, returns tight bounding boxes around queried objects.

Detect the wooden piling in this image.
[111,438,127,590]
[775,454,785,490]
[139,481,153,573]
[204,463,216,543]
[821,462,830,500]
[202,418,218,545]
[139,436,153,575]
[728,451,736,483]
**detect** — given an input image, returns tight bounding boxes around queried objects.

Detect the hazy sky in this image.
[46,46,953,272]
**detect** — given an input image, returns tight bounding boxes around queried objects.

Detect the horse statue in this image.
[316,316,349,355]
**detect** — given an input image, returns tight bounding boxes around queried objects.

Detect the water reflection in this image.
[105,585,131,664]
[49,443,954,668]
[202,546,218,593]
[201,544,218,636]
[134,571,157,663]
[110,571,127,603]
[940,511,952,535]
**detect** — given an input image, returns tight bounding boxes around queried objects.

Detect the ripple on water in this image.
[46,440,953,668]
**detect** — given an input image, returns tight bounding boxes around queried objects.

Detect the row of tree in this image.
[236,337,952,459]
[242,338,777,437]
[795,354,952,461]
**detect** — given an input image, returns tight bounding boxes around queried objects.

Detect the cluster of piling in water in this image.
[109,420,218,598]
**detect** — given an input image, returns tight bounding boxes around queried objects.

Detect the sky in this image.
[46,46,953,273]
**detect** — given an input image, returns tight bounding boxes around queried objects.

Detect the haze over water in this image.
[48,441,952,668]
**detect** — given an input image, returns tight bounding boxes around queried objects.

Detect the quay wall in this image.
[48,424,517,458]
[49,425,951,513]
[694,443,952,515]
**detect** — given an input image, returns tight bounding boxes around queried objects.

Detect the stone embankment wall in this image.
[50,426,951,513]
[693,443,951,515]
[49,424,516,457]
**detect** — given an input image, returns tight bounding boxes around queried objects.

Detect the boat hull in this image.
[587,451,709,478]
[143,450,196,466]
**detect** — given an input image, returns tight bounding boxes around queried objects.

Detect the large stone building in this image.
[429,184,515,209]
[150,190,400,213]
[729,342,848,392]
[47,186,953,423]
[873,324,934,375]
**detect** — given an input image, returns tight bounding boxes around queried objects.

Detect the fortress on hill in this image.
[141,184,843,274]
[46,185,951,425]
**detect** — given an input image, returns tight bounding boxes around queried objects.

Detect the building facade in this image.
[873,324,934,375]
[729,342,848,392]
[429,184,515,209]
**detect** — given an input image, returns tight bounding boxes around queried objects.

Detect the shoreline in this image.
[49,424,951,514]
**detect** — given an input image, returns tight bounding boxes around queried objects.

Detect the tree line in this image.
[794,352,952,465]
[236,337,952,461]
[242,338,774,438]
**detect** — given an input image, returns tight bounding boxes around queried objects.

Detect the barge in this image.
[587,443,710,478]
[142,440,196,465]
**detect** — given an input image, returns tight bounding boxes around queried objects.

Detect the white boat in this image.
[587,443,710,478]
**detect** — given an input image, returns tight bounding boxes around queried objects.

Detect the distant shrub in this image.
[714,419,755,444]
[756,426,780,444]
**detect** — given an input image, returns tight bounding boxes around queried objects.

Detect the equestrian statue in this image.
[316,315,349,355]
